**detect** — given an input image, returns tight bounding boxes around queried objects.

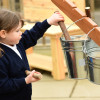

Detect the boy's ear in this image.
[0,30,6,38]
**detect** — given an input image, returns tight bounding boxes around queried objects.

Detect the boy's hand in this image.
[47,11,64,26]
[25,70,42,84]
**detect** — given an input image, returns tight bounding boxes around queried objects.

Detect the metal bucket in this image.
[87,57,100,85]
[60,35,88,79]
[87,56,100,65]
[85,39,100,56]
[86,39,100,84]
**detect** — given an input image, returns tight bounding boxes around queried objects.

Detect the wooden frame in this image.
[51,0,100,46]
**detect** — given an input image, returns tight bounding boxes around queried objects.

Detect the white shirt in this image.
[1,43,22,59]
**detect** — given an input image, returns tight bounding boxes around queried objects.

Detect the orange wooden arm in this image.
[51,0,100,46]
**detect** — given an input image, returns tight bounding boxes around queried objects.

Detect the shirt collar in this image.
[0,43,17,51]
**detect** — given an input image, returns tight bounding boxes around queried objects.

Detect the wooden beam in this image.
[51,0,100,46]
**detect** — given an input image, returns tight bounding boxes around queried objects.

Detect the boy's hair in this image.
[0,48,5,58]
[0,9,24,57]
[0,9,21,32]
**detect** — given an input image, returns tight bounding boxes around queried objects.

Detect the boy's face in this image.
[4,22,22,46]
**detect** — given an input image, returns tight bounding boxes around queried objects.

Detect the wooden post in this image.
[26,47,33,54]
[89,0,95,19]
[2,0,10,9]
[50,34,65,80]
[42,37,46,45]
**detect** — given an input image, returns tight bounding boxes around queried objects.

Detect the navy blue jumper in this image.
[0,20,50,100]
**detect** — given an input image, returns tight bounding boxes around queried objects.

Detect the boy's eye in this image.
[16,30,20,32]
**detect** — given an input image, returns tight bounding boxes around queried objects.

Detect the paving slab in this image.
[32,80,76,98]
[40,71,55,81]
[32,97,100,100]
[72,79,100,97]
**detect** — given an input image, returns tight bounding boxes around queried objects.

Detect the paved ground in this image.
[31,70,100,100]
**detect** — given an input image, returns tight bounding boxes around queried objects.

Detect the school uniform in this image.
[0,20,50,100]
